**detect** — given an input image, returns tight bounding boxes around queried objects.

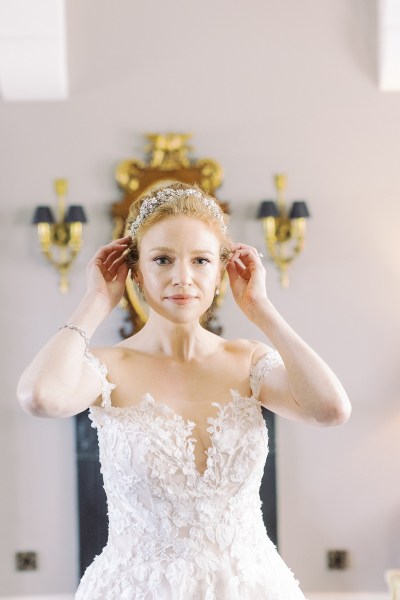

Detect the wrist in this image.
[244,296,276,324]
[245,298,295,351]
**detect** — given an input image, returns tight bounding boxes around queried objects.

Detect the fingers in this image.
[227,243,264,278]
[92,238,130,272]
[103,249,127,269]
[227,256,247,277]
[93,236,131,262]
[88,237,131,286]
[225,259,241,285]
[229,243,263,265]
[115,261,130,284]
[107,254,129,279]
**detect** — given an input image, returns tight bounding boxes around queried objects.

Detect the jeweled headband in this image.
[129,187,227,238]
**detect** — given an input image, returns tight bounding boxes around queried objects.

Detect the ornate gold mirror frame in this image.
[111,133,229,337]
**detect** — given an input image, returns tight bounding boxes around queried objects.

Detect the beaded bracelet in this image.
[58,324,91,353]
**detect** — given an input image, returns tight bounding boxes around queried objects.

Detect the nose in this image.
[172,260,193,287]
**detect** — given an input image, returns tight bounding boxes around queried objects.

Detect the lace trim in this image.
[249,349,283,399]
[83,350,116,408]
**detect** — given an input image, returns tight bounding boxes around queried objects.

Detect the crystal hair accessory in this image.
[129,188,227,238]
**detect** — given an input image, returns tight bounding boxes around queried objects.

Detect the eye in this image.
[194,257,210,265]
[154,256,172,265]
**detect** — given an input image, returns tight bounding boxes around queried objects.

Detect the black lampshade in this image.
[289,201,310,219]
[257,201,279,219]
[32,206,55,224]
[65,205,88,223]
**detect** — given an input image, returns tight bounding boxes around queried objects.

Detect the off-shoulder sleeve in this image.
[250,349,284,400]
[83,350,116,409]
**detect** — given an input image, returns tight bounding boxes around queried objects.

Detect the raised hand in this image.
[226,243,268,316]
[85,235,131,312]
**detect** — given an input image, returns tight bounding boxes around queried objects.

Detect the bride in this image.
[17,182,351,599]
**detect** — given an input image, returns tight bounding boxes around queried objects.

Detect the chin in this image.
[146,296,214,325]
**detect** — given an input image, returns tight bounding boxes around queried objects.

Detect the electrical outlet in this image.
[16,551,38,571]
[327,549,349,570]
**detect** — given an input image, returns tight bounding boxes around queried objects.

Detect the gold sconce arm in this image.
[37,222,52,251]
[69,222,84,251]
[33,179,87,293]
[258,175,310,287]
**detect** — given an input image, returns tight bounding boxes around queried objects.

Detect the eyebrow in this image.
[149,246,216,256]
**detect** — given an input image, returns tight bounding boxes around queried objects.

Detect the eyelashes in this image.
[153,256,211,266]
[153,256,171,265]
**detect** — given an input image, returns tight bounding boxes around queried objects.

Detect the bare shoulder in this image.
[222,338,275,363]
[85,345,139,408]
[88,345,138,373]
[88,345,128,362]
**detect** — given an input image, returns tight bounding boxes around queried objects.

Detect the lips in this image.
[166,295,197,304]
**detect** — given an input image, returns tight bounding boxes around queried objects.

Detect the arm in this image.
[226,243,351,426]
[17,236,130,419]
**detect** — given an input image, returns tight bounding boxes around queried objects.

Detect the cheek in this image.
[203,268,220,292]
[211,263,222,281]
[142,272,159,290]
[141,265,170,293]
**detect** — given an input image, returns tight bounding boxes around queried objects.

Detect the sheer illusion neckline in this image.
[94,388,256,412]
[90,391,261,479]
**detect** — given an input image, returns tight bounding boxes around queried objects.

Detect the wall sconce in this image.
[32,179,87,293]
[257,174,310,287]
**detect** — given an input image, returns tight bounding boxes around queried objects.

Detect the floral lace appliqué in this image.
[75,348,306,600]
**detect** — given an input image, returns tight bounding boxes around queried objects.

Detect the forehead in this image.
[139,215,221,251]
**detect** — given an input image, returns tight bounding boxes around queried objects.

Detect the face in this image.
[136,215,222,324]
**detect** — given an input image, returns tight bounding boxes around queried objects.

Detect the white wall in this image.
[1,0,399,595]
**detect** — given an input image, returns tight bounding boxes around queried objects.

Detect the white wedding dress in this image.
[74,349,306,600]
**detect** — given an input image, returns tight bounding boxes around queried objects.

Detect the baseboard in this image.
[0,596,74,600]
[0,593,389,600]
[306,594,388,600]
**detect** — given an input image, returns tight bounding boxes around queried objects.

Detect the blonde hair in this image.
[125,181,230,274]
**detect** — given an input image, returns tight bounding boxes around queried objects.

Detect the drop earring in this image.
[136,282,143,294]
[215,287,220,297]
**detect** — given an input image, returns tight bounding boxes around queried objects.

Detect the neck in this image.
[133,310,213,361]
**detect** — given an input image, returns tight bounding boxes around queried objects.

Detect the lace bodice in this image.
[75,349,306,600]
